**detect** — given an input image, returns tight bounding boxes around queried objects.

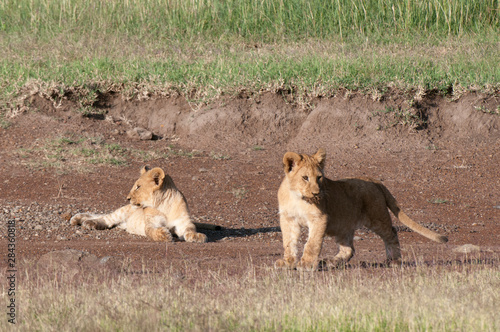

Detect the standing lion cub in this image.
[276,148,448,271]
[70,166,207,243]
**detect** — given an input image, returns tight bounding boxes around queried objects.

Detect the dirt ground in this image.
[0,90,499,274]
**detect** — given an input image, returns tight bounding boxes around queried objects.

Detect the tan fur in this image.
[70,166,207,243]
[276,148,448,271]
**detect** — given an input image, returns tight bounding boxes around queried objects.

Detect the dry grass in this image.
[3,260,499,331]
[12,134,200,173]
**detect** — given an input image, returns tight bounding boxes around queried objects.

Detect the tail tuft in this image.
[437,235,448,243]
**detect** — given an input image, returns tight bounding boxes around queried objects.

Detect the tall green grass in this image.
[0,0,498,112]
[1,0,498,40]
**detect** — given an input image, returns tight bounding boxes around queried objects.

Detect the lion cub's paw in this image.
[152,228,173,242]
[296,258,319,271]
[274,257,296,269]
[81,219,107,230]
[70,214,83,226]
[184,231,207,243]
[274,259,288,269]
[387,258,402,267]
[82,219,97,229]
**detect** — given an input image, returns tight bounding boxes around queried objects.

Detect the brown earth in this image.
[0,90,499,275]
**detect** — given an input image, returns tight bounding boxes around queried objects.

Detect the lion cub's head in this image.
[283,148,326,204]
[127,166,166,208]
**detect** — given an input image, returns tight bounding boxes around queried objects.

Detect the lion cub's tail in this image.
[376,183,448,243]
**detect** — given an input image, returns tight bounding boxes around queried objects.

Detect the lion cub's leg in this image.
[169,217,207,243]
[370,222,401,264]
[70,205,136,230]
[328,235,355,267]
[142,208,173,242]
[70,213,110,230]
[275,213,301,269]
[297,219,327,271]
[70,213,95,226]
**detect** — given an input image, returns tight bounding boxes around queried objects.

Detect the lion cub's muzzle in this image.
[127,196,141,207]
[302,193,322,205]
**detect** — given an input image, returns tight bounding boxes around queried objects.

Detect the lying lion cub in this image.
[70,166,207,243]
[276,148,448,270]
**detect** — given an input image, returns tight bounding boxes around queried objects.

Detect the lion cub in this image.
[70,166,207,243]
[276,148,448,271]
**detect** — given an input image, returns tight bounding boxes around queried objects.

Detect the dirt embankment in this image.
[97,90,499,152]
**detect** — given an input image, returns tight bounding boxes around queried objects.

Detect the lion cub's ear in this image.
[149,167,165,187]
[283,152,302,173]
[140,165,151,175]
[314,148,326,169]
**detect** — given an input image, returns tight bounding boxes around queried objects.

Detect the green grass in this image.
[230,186,248,200]
[210,151,231,160]
[430,198,450,204]
[0,0,498,114]
[1,0,497,39]
[6,262,499,331]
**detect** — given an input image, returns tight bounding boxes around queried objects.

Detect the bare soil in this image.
[1,90,499,274]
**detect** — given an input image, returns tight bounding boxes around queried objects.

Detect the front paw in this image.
[153,228,173,242]
[82,220,97,229]
[70,215,83,226]
[184,232,207,243]
[275,257,296,269]
[296,258,318,271]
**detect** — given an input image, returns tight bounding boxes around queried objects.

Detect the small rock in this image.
[126,127,153,140]
[353,236,362,241]
[452,244,481,254]
[199,168,209,173]
[34,225,43,231]
[100,256,111,264]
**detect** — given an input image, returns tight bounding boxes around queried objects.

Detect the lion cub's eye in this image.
[317,176,322,181]
[302,176,309,181]
[135,185,141,191]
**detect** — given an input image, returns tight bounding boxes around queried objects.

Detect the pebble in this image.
[126,127,153,140]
